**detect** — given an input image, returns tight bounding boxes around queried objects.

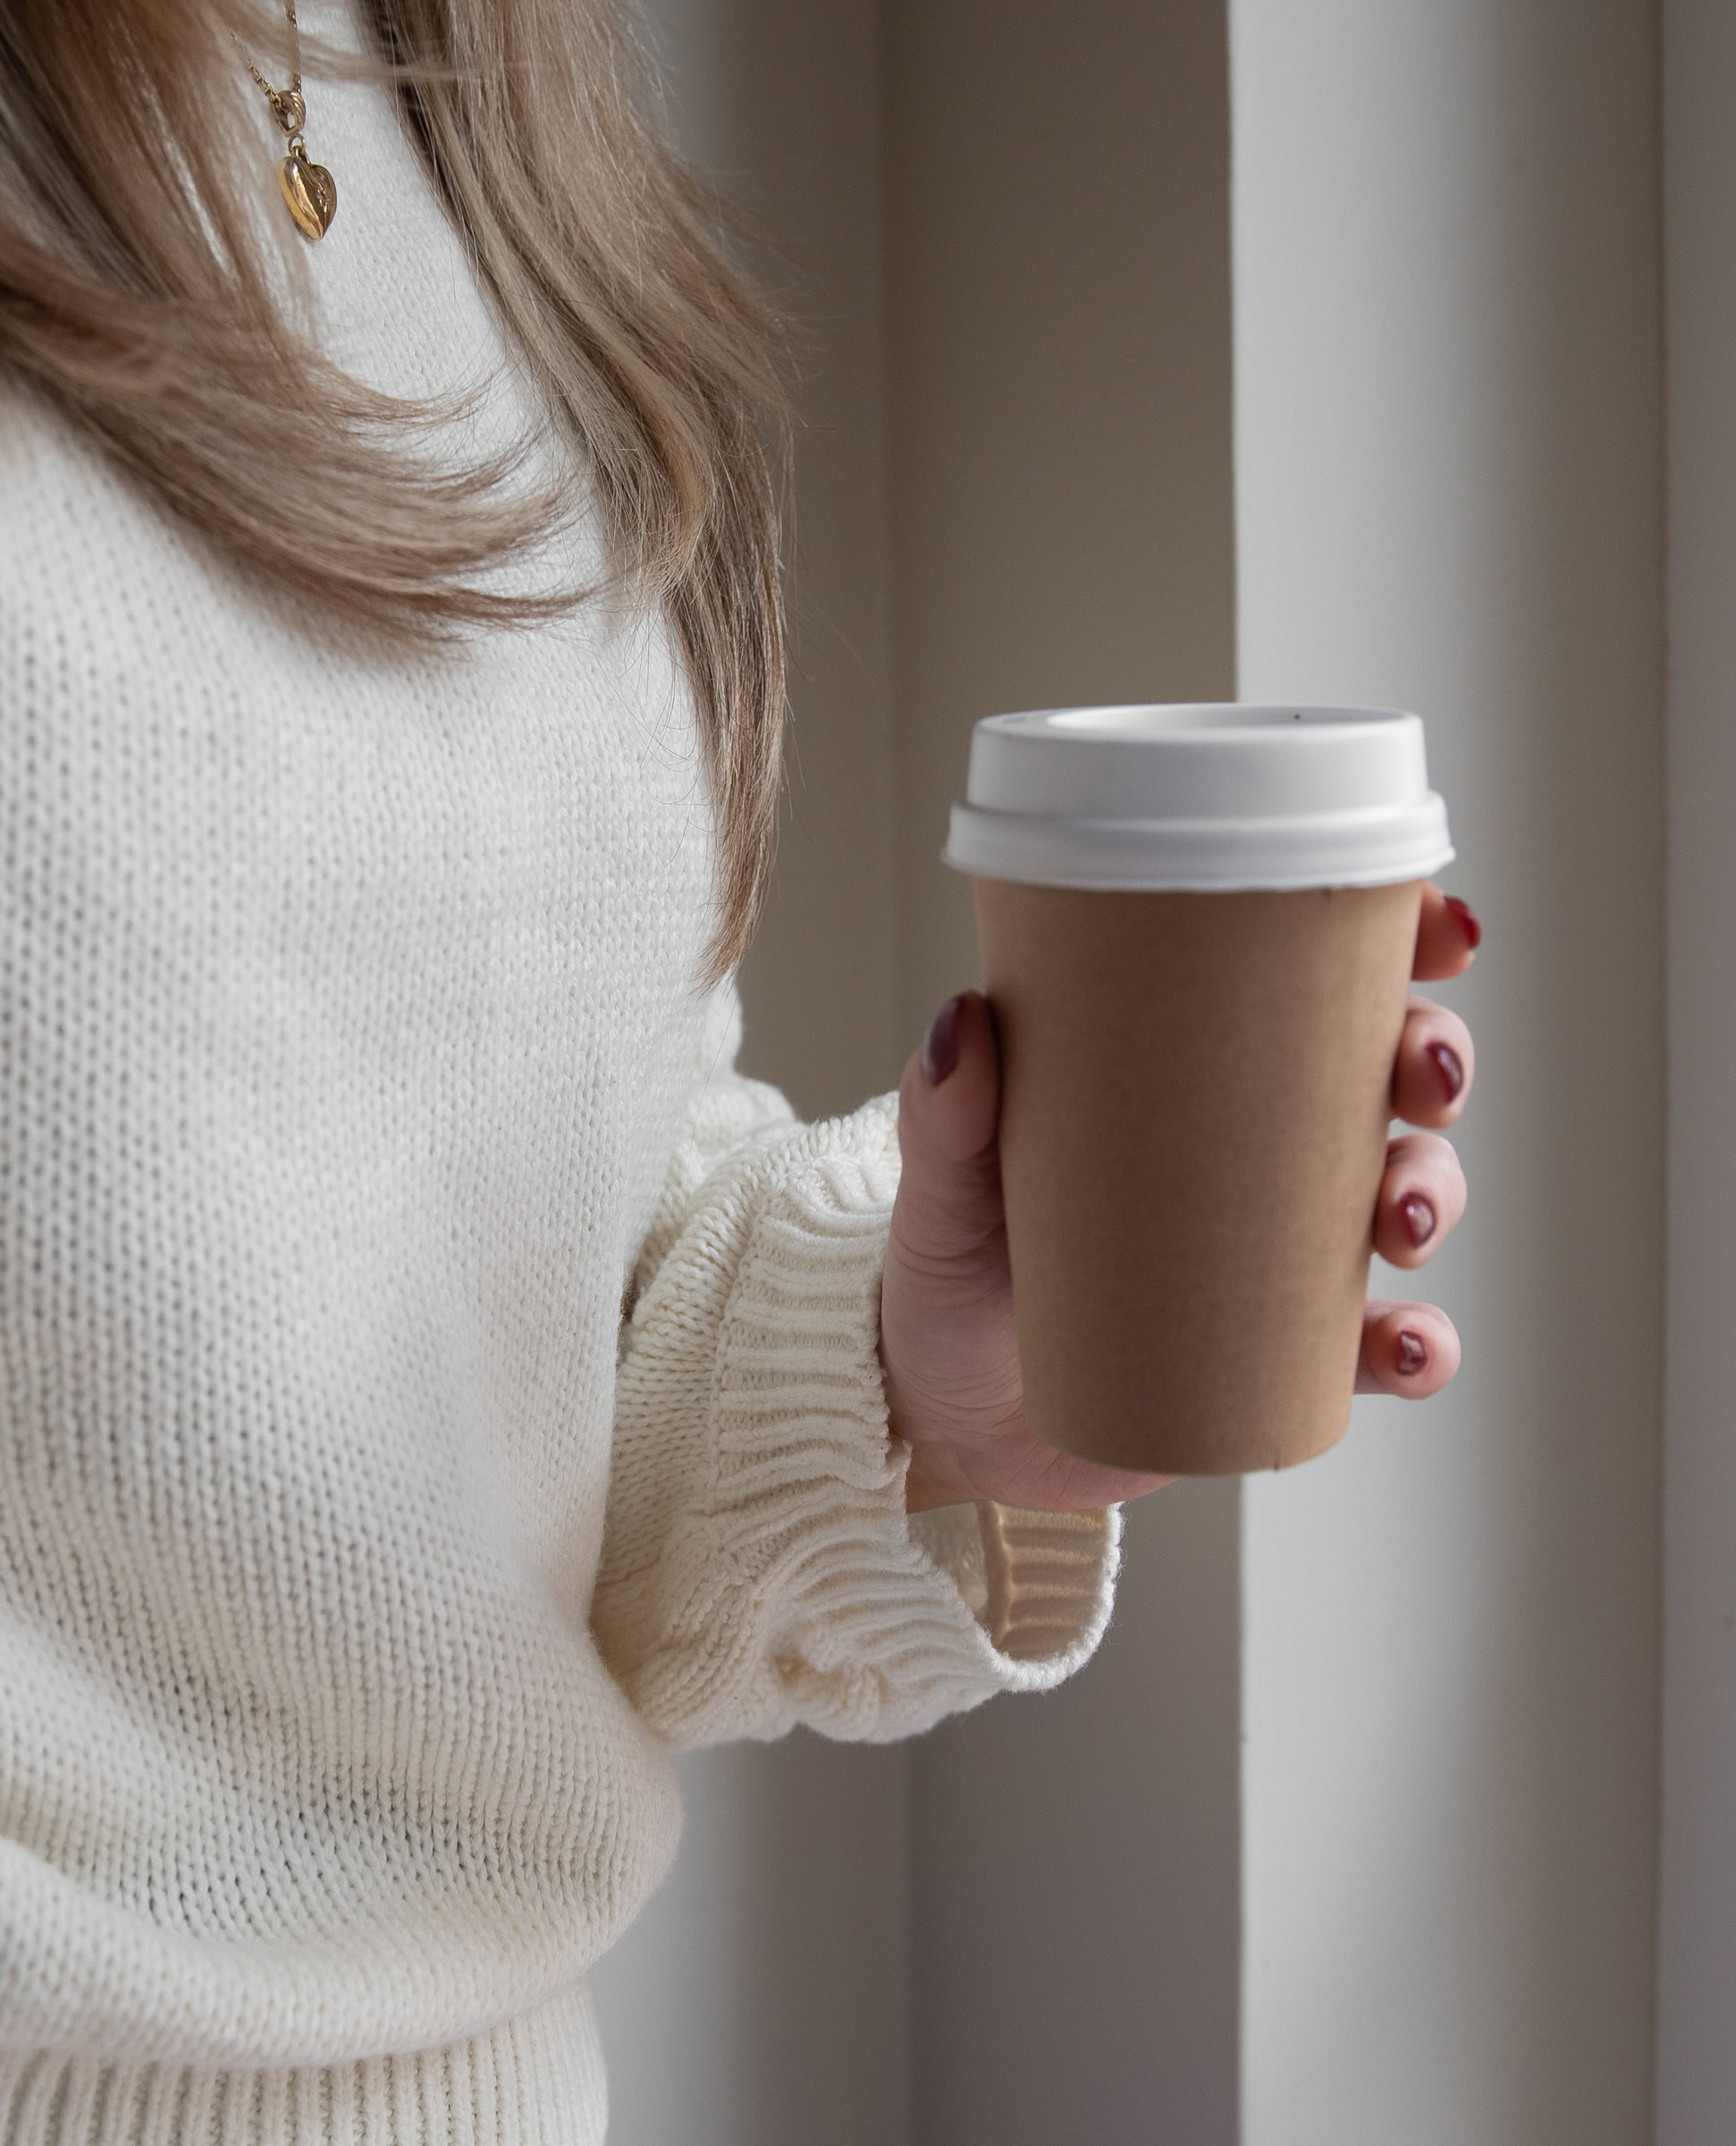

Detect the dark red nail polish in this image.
[1428,1040,1465,1102]
[1400,1193,1437,1248]
[1395,1330,1429,1377]
[922,996,963,1085]
[1444,895,1483,950]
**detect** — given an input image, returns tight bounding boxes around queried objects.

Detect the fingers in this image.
[896,989,1471,1419]
[893,990,1005,1266]
[1372,1131,1466,1270]
[1392,994,1474,1128]
[1412,883,1481,982]
[1355,1298,1462,1398]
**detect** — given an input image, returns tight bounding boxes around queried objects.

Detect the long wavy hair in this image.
[0,0,788,977]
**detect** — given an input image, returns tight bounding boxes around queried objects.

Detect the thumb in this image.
[892,991,1005,1266]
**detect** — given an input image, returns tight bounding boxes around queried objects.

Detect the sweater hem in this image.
[0,1981,604,2146]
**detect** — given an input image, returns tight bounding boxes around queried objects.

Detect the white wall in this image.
[1231,3,1664,2140]
[1657,2,1736,2136]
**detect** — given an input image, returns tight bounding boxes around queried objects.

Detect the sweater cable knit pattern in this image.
[0,10,1120,2138]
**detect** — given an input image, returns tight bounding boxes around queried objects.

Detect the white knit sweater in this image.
[0,15,1118,2142]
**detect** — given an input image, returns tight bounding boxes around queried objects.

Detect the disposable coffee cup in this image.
[943,704,1454,1474]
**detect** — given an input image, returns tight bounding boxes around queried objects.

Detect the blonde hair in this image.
[0,0,787,977]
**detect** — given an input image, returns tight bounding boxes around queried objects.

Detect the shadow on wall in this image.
[600,0,1243,2142]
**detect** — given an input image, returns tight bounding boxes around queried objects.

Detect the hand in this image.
[879,883,1480,1514]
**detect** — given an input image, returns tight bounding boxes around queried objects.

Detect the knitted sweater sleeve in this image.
[591,983,1121,1750]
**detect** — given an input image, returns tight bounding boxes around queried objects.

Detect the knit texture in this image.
[0,11,1120,2139]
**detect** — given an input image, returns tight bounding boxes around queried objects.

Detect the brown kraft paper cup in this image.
[973,874,1424,1475]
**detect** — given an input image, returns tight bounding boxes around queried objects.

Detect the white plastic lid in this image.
[942,703,1454,891]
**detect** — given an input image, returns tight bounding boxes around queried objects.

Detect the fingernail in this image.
[1395,1330,1429,1378]
[1444,895,1483,950]
[1400,1193,1437,1248]
[922,996,963,1085]
[1428,1040,1464,1102]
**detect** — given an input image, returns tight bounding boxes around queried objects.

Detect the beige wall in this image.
[644,0,905,1120]
[590,8,911,2142]
[600,6,1247,2142]
[600,4,1673,2141]
[882,0,1236,1041]
[880,6,1243,2142]
[1659,0,1736,2134]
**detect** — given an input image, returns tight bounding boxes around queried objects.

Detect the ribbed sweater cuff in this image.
[699,1097,1119,1743]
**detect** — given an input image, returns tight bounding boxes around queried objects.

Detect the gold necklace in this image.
[234,3,337,241]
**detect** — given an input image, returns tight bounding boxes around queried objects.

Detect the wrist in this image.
[901,1454,974,1516]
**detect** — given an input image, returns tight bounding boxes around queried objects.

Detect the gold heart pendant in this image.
[279,152,337,241]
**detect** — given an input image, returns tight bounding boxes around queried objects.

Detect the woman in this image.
[0,2,1477,2137]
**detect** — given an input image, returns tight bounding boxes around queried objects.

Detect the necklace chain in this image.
[234,4,304,132]
[232,4,336,240]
